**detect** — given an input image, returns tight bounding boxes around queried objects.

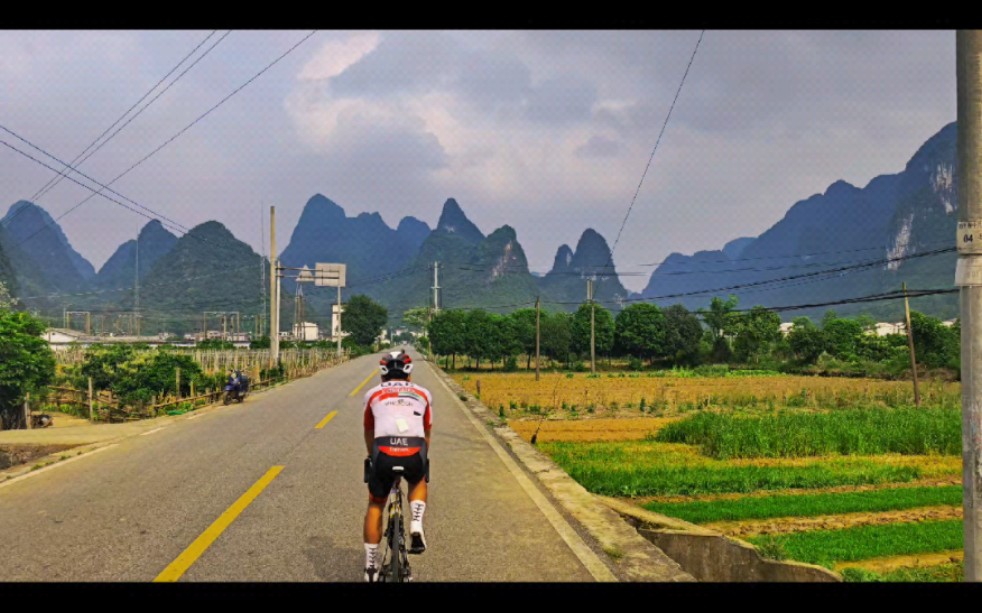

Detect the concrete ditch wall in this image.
[603,498,842,582]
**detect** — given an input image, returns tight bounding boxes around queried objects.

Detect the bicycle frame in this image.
[378,471,413,582]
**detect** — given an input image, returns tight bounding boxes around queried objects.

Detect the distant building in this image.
[778,322,794,335]
[293,322,319,342]
[873,322,905,336]
[41,328,89,350]
[331,305,349,342]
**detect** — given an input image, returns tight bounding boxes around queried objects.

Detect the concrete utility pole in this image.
[433,261,440,315]
[135,229,140,336]
[588,278,596,374]
[902,282,921,407]
[270,206,279,367]
[535,296,539,381]
[956,30,982,582]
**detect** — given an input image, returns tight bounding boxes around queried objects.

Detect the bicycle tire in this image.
[389,509,402,582]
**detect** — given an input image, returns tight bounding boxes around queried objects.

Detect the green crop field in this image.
[643,485,962,524]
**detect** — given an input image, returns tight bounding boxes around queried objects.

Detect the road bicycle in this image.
[378,467,413,583]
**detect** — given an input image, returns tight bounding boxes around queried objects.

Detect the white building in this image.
[293,322,319,342]
[873,322,905,337]
[41,328,89,350]
[331,304,349,342]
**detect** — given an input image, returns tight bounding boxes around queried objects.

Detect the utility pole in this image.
[135,229,140,336]
[588,278,596,374]
[432,261,440,314]
[270,206,279,367]
[535,296,539,381]
[260,201,266,340]
[956,30,982,582]
[336,284,342,358]
[902,282,921,407]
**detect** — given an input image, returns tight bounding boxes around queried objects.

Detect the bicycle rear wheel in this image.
[389,522,402,582]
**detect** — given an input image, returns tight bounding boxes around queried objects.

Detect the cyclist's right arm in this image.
[364,391,375,456]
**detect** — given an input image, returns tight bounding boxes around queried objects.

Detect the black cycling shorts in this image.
[368,451,426,501]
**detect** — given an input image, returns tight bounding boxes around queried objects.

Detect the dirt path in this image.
[631,477,963,506]
[707,505,962,537]
[835,550,963,573]
[507,417,680,443]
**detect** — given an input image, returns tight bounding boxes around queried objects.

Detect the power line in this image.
[1,125,193,235]
[633,240,953,269]
[31,31,227,204]
[0,137,270,268]
[12,30,319,240]
[604,29,705,270]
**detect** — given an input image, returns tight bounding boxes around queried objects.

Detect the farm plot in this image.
[451,371,966,581]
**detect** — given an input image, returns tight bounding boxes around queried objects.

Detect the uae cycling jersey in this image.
[364,380,433,457]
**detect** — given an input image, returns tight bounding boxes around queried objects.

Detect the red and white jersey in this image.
[364,380,433,445]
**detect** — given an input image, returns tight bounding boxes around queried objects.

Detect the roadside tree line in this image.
[422,296,960,378]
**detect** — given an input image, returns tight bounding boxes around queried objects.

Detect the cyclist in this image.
[362,349,432,582]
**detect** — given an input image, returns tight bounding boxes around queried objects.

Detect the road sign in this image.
[315,263,346,287]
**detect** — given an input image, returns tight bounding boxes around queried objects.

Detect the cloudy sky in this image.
[0,30,956,292]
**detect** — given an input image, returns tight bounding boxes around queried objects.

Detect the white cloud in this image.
[297,32,381,81]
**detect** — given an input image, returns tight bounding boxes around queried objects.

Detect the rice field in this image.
[455,371,960,417]
[451,370,968,581]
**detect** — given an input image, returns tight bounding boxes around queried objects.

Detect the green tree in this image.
[402,307,431,333]
[910,311,959,369]
[732,306,782,364]
[699,296,739,362]
[821,311,865,360]
[463,309,494,369]
[540,311,572,367]
[111,351,203,407]
[614,303,667,363]
[428,310,468,369]
[342,294,388,348]
[508,308,537,370]
[80,344,136,391]
[0,280,16,309]
[663,304,703,365]
[786,317,826,364]
[699,295,739,339]
[0,310,56,429]
[570,303,615,360]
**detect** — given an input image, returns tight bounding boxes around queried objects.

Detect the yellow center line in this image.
[349,371,378,397]
[315,410,337,430]
[153,465,284,583]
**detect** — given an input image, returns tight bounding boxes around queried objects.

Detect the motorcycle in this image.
[223,372,250,405]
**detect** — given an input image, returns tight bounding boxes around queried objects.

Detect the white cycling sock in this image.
[365,543,379,569]
[410,501,426,532]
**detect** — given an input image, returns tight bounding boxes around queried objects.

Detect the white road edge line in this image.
[140,427,168,436]
[426,362,618,583]
[0,444,119,491]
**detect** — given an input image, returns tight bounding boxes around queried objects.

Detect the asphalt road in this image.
[0,355,600,582]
